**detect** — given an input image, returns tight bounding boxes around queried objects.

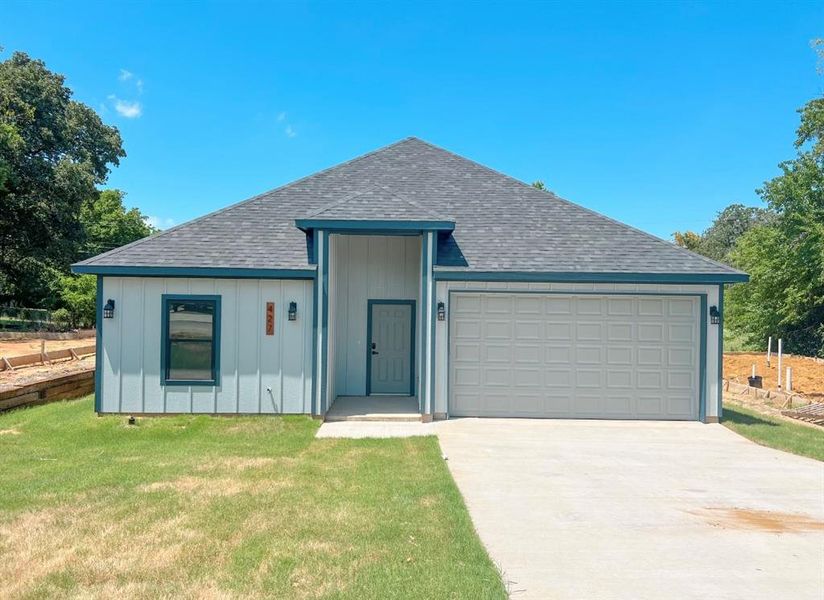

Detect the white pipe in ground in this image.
[767,336,772,366]
[786,367,792,392]
[777,339,783,388]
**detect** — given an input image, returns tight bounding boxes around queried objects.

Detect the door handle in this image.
[371,350,379,355]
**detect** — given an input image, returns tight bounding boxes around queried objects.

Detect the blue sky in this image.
[3,1,822,238]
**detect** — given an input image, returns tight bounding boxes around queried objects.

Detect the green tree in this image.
[726,94,824,356]
[673,230,703,252]
[56,273,96,328]
[673,204,774,263]
[78,189,156,260]
[0,51,125,306]
[532,180,547,190]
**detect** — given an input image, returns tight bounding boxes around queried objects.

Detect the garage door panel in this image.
[450,292,700,420]
[484,344,510,362]
[577,297,603,315]
[607,369,633,388]
[545,370,572,386]
[638,299,665,316]
[607,346,633,365]
[545,298,572,314]
[638,347,663,366]
[576,345,602,364]
[638,323,664,342]
[514,344,541,363]
[669,324,694,343]
[576,322,603,341]
[484,368,511,386]
[546,346,572,363]
[515,320,542,340]
[607,323,633,341]
[576,369,602,388]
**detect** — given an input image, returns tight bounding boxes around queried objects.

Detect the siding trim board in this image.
[365,299,417,397]
[445,289,709,422]
[95,276,103,413]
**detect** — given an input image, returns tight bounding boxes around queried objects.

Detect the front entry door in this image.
[368,301,414,395]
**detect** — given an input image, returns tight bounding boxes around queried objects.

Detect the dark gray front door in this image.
[369,301,414,395]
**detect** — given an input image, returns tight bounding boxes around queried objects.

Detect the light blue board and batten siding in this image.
[99,276,314,414]
[329,235,422,398]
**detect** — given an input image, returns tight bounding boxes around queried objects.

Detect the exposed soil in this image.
[0,357,95,392]
[691,507,824,533]
[724,353,824,398]
[0,337,94,358]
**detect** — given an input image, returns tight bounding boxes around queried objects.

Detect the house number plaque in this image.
[266,302,275,335]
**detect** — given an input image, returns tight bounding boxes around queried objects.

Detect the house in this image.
[73,137,747,422]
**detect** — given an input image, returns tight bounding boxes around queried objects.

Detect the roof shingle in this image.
[75,137,745,278]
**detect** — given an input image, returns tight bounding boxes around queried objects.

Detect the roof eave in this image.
[295,218,456,233]
[71,264,317,279]
[432,270,749,284]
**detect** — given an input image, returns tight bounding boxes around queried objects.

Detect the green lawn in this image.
[722,403,824,461]
[0,397,505,599]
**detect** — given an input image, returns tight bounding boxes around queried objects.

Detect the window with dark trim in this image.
[161,295,221,386]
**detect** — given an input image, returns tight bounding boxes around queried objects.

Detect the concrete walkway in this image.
[436,418,824,600]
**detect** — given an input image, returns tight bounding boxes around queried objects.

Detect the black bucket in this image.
[747,375,763,388]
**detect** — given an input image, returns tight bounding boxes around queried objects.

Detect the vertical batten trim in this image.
[234,280,240,413]
[428,232,436,415]
[718,284,724,419]
[140,279,146,413]
[117,278,124,413]
[321,230,330,412]
[94,276,103,413]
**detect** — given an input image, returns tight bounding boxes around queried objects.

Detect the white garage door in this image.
[449,293,701,420]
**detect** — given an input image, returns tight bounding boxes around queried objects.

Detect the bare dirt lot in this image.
[0,357,95,392]
[0,337,94,358]
[724,353,824,398]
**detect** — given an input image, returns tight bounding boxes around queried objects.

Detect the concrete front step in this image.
[324,413,422,422]
[325,395,422,422]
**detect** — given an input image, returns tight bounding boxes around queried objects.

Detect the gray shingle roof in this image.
[303,185,451,221]
[75,137,745,278]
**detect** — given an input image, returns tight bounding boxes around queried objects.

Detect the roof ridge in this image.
[408,137,745,275]
[76,137,420,266]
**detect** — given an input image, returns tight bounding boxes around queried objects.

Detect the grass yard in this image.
[0,397,505,599]
[722,403,824,462]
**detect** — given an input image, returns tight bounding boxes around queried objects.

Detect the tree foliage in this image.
[673,204,774,263]
[0,51,125,306]
[79,189,156,260]
[726,94,824,356]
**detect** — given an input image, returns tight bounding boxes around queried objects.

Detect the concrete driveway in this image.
[436,419,824,599]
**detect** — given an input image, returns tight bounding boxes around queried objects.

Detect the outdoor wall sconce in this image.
[103,299,115,319]
[288,301,298,321]
[437,301,446,321]
[709,305,720,325]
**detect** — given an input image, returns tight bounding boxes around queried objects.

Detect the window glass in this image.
[166,299,215,381]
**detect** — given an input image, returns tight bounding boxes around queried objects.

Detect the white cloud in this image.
[285,125,296,138]
[277,111,286,122]
[119,69,134,81]
[144,215,176,230]
[136,79,144,94]
[111,97,142,118]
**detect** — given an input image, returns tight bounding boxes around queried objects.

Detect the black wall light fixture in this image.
[103,299,115,319]
[437,301,446,321]
[709,305,720,325]
[288,301,298,321]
